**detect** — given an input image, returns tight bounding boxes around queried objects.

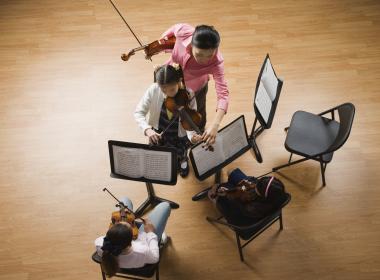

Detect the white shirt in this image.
[134,83,197,140]
[95,231,159,269]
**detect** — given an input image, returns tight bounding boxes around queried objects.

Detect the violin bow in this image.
[103,187,145,222]
[108,0,152,61]
[159,113,180,136]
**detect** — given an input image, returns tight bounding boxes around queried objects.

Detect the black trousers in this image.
[194,83,208,131]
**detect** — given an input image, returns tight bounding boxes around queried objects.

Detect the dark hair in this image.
[191,25,220,49]
[101,223,133,277]
[154,64,182,85]
[256,177,286,205]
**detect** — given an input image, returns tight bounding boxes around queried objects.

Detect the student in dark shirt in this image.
[208,168,287,226]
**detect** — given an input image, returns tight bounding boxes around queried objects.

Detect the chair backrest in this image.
[326,103,355,153]
[91,252,158,279]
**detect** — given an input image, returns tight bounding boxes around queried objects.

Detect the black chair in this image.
[206,193,291,262]
[92,251,160,280]
[272,103,355,186]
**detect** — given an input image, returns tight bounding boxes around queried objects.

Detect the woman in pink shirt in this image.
[124,24,229,145]
[161,24,229,145]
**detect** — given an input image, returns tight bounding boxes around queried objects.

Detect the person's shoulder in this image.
[130,241,152,255]
[94,236,104,247]
[147,83,159,91]
[174,23,195,38]
[146,83,162,96]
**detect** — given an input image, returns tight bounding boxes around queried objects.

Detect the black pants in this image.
[194,83,208,131]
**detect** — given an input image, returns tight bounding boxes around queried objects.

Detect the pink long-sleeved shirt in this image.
[162,23,229,112]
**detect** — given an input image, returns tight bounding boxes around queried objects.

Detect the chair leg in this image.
[288,153,293,163]
[156,264,159,280]
[235,232,244,262]
[279,213,283,230]
[320,161,327,186]
[101,269,106,280]
[272,157,310,172]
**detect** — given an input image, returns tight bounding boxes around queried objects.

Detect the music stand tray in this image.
[108,140,179,216]
[250,54,283,163]
[189,116,251,200]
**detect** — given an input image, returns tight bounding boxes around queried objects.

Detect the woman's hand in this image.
[202,122,219,145]
[191,133,203,144]
[145,128,161,145]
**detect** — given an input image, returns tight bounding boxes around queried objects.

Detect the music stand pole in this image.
[135,182,179,217]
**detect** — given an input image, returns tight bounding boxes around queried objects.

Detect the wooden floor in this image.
[1,0,380,279]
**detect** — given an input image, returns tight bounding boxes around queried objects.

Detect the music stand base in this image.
[135,182,179,216]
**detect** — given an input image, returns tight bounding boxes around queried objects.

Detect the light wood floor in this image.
[1,0,379,279]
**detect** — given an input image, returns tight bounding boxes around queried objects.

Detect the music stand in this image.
[189,116,251,200]
[249,54,283,163]
[108,140,179,216]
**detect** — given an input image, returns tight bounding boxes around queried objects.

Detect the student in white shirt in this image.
[134,64,202,177]
[95,197,171,277]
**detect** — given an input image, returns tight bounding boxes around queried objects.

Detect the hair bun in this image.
[102,237,123,256]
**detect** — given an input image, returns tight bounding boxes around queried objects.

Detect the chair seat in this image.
[118,264,157,278]
[235,193,291,240]
[237,209,282,240]
[285,111,340,161]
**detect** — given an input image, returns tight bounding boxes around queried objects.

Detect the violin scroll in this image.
[121,50,135,61]
[121,35,176,62]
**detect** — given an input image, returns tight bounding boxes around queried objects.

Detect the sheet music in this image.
[191,116,249,176]
[261,58,278,101]
[191,138,225,176]
[113,147,143,178]
[220,117,249,159]
[143,150,172,181]
[255,81,272,123]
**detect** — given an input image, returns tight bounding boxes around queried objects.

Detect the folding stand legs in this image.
[248,118,265,163]
[135,182,179,216]
[191,169,222,201]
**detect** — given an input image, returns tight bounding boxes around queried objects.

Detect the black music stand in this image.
[249,54,283,163]
[108,140,179,216]
[190,116,251,201]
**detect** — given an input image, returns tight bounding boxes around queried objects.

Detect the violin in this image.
[165,89,202,132]
[211,180,258,202]
[108,0,175,62]
[163,88,214,152]
[110,201,140,240]
[121,35,176,62]
[103,188,145,240]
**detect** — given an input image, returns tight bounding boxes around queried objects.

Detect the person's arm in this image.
[202,109,225,145]
[141,221,159,264]
[94,236,105,256]
[134,85,161,144]
[161,23,194,42]
[161,25,177,41]
[161,23,194,65]
[134,85,153,132]
[202,62,229,145]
